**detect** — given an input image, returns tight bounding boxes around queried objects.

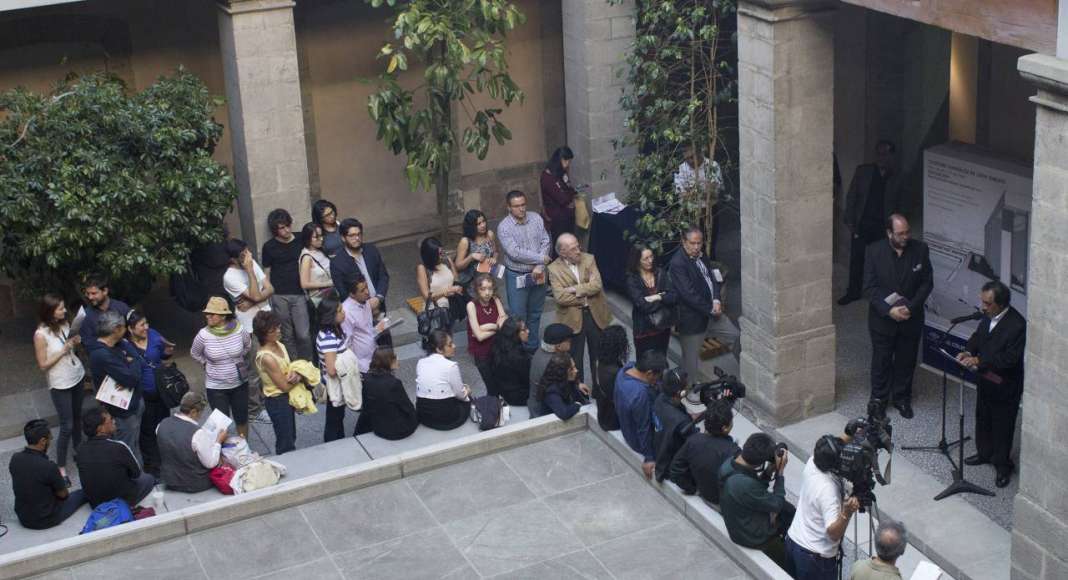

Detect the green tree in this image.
[365,0,525,237]
[0,69,237,302]
[611,0,738,253]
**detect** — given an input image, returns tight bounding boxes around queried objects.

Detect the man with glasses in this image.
[330,218,390,339]
[497,190,551,351]
[863,213,932,419]
[261,209,312,360]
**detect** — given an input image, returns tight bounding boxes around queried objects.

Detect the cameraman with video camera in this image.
[653,368,699,482]
[719,432,794,569]
[786,433,862,579]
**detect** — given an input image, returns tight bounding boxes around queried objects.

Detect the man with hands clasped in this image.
[548,233,612,388]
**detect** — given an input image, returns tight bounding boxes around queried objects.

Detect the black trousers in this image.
[570,309,603,388]
[974,385,1020,475]
[139,394,170,477]
[869,328,920,403]
[846,230,882,296]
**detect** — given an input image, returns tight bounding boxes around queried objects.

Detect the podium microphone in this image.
[949,311,983,324]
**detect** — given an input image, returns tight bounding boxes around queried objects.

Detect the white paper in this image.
[884,292,903,306]
[202,408,233,438]
[592,192,626,214]
[712,268,724,283]
[95,376,132,410]
[515,274,528,289]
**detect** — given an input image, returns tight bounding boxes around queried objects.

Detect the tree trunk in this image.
[434,40,451,241]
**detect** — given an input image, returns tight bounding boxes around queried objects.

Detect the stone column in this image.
[561,0,634,196]
[1012,53,1068,580]
[217,0,311,253]
[736,0,837,423]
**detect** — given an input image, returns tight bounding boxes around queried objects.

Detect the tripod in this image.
[901,322,968,470]
[933,355,994,500]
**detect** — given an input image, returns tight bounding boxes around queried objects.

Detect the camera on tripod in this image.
[687,366,747,408]
[834,401,894,510]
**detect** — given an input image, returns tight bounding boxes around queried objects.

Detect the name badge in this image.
[712,269,724,283]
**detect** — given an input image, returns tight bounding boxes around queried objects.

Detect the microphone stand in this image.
[934,345,994,500]
[901,321,968,470]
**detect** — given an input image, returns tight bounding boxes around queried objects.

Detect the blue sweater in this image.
[614,363,657,461]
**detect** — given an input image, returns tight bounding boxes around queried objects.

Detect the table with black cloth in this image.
[587,206,640,293]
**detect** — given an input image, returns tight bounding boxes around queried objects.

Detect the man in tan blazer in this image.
[548,233,613,388]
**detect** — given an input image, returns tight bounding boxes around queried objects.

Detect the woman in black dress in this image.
[355,348,418,440]
[625,245,677,357]
[594,325,629,431]
[490,317,533,406]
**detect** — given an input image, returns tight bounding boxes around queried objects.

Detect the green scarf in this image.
[207,320,240,337]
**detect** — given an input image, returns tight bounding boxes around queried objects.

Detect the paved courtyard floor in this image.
[28,431,751,580]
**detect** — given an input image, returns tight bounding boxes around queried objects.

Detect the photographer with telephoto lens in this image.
[719,432,794,570]
[786,433,861,580]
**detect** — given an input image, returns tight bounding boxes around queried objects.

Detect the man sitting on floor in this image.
[157,392,227,493]
[9,419,88,529]
[76,407,156,508]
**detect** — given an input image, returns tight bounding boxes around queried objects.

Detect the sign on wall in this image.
[921,142,1032,376]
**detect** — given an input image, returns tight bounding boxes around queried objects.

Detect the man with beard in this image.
[863,214,932,419]
[330,218,391,344]
[78,273,131,352]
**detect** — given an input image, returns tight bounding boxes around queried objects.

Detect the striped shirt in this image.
[497,212,550,273]
[315,328,348,377]
[190,326,251,390]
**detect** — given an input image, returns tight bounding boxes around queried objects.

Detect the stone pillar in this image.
[1012,53,1068,580]
[561,0,634,196]
[217,0,311,253]
[736,0,837,424]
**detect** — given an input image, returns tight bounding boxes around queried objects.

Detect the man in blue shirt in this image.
[614,350,668,478]
[78,273,131,352]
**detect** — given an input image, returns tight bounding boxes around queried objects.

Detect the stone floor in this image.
[27,431,752,580]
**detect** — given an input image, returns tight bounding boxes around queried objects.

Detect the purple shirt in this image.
[341,296,375,372]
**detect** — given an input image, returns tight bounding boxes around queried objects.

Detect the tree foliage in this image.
[0,69,237,300]
[364,0,525,234]
[611,0,738,252]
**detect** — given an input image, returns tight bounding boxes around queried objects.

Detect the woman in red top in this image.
[466,273,507,393]
[540,146,578,252]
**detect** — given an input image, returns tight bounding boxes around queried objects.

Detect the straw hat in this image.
[203,296,232,315]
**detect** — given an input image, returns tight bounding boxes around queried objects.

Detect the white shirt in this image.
[787,457,844,558]
[35,324,85,390]
[223,262,272,332]
[987,307,1008,332]
[156,413,221,469]
[346,249,378,298]
[415,353,468,400]
[673,157,723,204]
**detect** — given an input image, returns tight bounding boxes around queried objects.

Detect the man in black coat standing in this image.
[863,214,933,419]
[839,140,902,305]
[669,226,740,383]
[956,280,1025,488]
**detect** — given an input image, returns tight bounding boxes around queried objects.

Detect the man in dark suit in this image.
[863,214,932,419]
[330,217,391,345]
[669,226,740,383]
[956,280,1025,488]
[839,141,902,305]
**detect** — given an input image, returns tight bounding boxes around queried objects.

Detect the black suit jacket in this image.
[330,243,390,302]
[844,164,902,232]
[966,307,1026,401]
[863,238,933,336]
[669,249,722,335]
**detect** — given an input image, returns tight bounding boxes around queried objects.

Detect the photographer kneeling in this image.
[786,434,861,580]
[719,433,794,569]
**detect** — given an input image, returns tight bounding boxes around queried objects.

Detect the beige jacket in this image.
[547,252,612,333]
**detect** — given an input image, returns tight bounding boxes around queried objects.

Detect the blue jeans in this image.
[264,395,296,455]
[785,536,838,580]
[505,269,547,350]
[49,386,85,468]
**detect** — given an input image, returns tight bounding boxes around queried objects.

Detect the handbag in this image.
[647,269,678,330]
[155,363,190,409]
[416,300,452,336]
[575,196,591,230]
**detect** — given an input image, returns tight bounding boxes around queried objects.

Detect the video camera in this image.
[834,401,894,510]
[687,366,747,408]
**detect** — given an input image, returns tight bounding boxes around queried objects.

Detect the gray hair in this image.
[555,233,578,254]
[96,310,126,337]
[874,519,908,562]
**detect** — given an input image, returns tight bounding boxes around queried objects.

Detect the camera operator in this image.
[719,433,794,569]
[653,368,698,482]
[669,399,739,504]
[786,434,861,580]
[850,520,908,580]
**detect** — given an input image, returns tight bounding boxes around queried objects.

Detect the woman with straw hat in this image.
[190,296,252,438]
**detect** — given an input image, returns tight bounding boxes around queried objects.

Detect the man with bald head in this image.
[548,233,612,386]
[863,213,932,419]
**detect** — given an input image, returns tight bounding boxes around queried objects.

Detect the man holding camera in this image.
[653,368,699,482]
[786,434,861,580]
[670,399,739,504]
[719,433,794,569]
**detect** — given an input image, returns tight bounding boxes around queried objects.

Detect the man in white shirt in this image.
[222,238,273,416]
[674,144,725,260]
[341,274,387,373]
[786,434,861,580]
[155,392,226,493]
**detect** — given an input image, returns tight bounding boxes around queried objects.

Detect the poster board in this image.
[921,142,1032,377]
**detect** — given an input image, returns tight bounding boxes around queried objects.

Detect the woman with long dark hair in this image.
[540,146,578,252]
[417,236,466,323]
[415,330,472,430]
[124,309,175,476]
[356,348,418,440]
[300,222,335,308]
[594,325,629,431]
[535,352,588,421]
[490,317,532,405]
[625,245,677,357]
[315,297,349,442]
[33,294,85,479]
[312,199,343,258]
[455,209,498,290]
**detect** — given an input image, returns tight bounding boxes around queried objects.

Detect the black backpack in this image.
[470,395,508,430]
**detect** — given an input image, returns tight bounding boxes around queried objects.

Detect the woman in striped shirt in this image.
[190,297,252,438]
[316,297,349,442]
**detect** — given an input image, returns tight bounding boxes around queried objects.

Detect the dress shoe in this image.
[996,473,1012,488]
[964,454,990,466]
[893,401,914,419]
[837,293,860,306]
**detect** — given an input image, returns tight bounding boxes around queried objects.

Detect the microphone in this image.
[950,311,984,324]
